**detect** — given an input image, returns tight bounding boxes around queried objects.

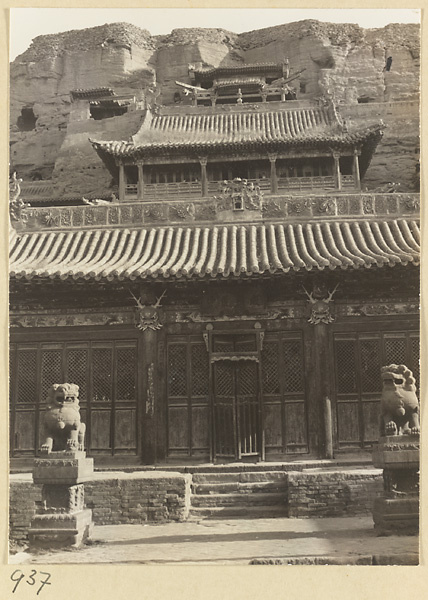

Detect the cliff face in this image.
[10,20,419,194]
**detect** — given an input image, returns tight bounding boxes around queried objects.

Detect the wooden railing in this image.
[341,175,355,189]
[277,176,336,192]
[125,175,355,199]
[207,179,271,194]
[143,181,201,199]
[125,184,138,195]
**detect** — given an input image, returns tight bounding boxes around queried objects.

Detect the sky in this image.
[9,8,420,62]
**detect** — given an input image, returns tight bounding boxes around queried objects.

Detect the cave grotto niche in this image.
[17,107,37,131]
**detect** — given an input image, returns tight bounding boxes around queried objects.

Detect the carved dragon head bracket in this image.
[303,283,339,325]
[130,289,166,331]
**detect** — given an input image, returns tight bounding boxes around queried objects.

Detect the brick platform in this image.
[287,469,383,517]
[10,466,383,542]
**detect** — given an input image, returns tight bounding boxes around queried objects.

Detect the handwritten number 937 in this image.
[10,569,52,595]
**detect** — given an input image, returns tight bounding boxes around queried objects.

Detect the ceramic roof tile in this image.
[10,220,420,282]
[91,107,383,157]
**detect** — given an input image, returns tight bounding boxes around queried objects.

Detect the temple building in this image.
[9,58,420,468]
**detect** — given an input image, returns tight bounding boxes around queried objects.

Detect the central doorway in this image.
[210,332,263,461]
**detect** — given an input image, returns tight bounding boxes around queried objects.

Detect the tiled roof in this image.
[214,77,264,88]
[10,220,419,281]
[195,64,282,80]
[71,88,115,100]
[91,107,383,159]
[90,99,132,107]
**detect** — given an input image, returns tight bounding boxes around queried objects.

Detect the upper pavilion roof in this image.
[90,104,384,172]
[193,63,284,81]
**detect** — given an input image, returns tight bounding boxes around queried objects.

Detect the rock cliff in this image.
[10,20,419,194]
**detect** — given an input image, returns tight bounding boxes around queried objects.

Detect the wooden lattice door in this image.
[213,359,260,459]
[9,339,138,457]
[333,330,420,448]
[212,333,261,460]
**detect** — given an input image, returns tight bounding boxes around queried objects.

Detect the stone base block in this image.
[373,496,419,536]
[29,509,93,549]
[33,455,94,485]
[373,435,419,470]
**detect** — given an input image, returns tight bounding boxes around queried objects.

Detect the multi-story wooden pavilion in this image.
[9,62,420,467]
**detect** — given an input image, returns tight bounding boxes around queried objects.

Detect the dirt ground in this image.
[10,515,419,566]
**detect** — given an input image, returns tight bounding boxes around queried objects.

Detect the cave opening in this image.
[17,107,37,131]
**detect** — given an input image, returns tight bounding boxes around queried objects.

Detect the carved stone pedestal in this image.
[372,435,419,536]
[29,451,94,549]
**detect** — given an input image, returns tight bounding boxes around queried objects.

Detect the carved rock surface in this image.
[10,20,419,194]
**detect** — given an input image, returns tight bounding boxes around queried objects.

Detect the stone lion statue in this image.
[380,364,420,436]
[41,383,86,452]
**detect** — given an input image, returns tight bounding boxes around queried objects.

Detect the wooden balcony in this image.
[125,175,355,200]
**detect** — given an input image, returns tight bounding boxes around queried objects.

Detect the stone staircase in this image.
[189,470,288,518]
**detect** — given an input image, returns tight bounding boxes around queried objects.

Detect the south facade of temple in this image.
[9,59,420,468]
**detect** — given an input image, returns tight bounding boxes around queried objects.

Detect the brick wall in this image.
[9,471,191,541]
[287,470,383,517]
[85,472,191,524]
[9,480,42,542]
[10,468,384,541]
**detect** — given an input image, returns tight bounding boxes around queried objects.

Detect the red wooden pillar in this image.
[307,320,333,458]
[118,161,126,202]
[199,157,208,197]
[353,150,361,190]
[269,153,278,194]
[137,163,144,200]
[140,327,158,464]
[333,152,342,191]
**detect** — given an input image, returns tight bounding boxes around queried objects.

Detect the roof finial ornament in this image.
[9,172,30,222]
[283,57,290,79]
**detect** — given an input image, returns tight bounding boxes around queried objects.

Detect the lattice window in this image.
[191,344,209,397]
[9,347,16,408]
[17,350,37,404]
[384,337,406,367]
[336,340,357,393]
[92,348,113,403]
[168,344,187,396]
[215,362,234,397]
[239,362,257,396]
[360,339,382,393]
[41,350,62,401]
[411,336,420,391]
[236,336,257,352]
[282,340,303,393]
[116,347,137,402]
[67,349,88,402]
[214,340,234,353]
[262,342,280,394]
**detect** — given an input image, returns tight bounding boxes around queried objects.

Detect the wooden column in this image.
[323,396,334,459]
[141,327,158,464]
[333,152,342,191]
[353,150,361,190]
[137,163,144,200]
[199,157,208,197]
[269,154,278,194]
[308,321,333,458]
[118,162,126,202]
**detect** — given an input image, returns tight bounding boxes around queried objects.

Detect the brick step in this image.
[192,481,287,494]
[192,471,288,484]
[189,505,288,519]
[191,492,285,508]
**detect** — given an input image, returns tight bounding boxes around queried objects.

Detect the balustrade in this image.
[277,176,336,192]
[124,175,355,199]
